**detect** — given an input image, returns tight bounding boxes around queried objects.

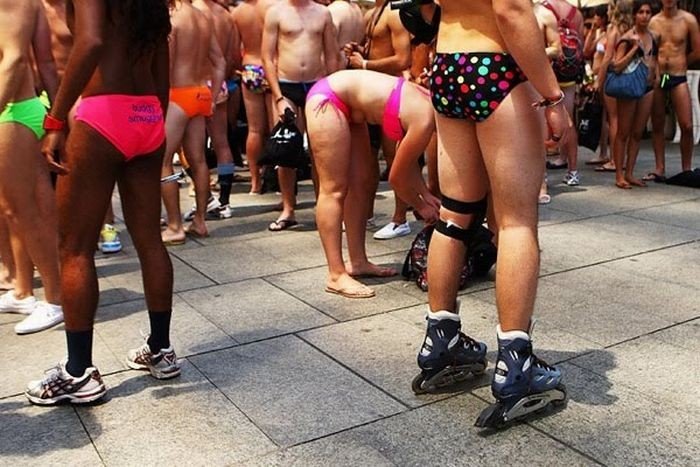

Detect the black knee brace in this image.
[435,194,487,247]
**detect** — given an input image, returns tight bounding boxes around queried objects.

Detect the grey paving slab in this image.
[570,333,700,412]
[472,264,689,347]
[485,363,700,467]
[622,198,700,231]
[94,295,236,364]
[97,254,215,306]
[389,298,602,369]
[77,360,276,466]
[172,241,299,283]
[538,214,700,275]
[189,335,406,446]
[603,241,700,291]
[250,392,597,467]
[0,397,102,466]
[0,322,121,398]
[179,279,335,344]
[245,231,328,270]
[651,319,700,353]
[299,314,468,407]
[266,264,423,321]
[538,205,587,226]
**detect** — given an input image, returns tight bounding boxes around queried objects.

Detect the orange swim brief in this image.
[169,85,213,118]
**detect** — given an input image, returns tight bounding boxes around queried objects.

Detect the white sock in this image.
[497,324,529,341]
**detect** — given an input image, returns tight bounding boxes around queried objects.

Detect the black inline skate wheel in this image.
[474,401,508,429]
[411,373,429,395]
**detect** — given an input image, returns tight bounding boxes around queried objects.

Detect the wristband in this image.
[532,91,565,109]
[42,113,66,131]
[362,59,368,70]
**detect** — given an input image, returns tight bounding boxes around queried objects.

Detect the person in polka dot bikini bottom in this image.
[430,52,527,121]
[412,0,573,428]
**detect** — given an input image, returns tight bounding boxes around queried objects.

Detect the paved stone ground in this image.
[1,142,699,466]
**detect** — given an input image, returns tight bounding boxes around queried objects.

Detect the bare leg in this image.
[625,92,654,187]
[598,95,618,171]
[671,83,694,172]
[650,87,666,176]
[118,147,173,311]
[57,122,121,331]
[428,117,488,313]
[345,124,397,278]
[161,104,190,243]
[382,135,409,224]
[182,116,211,237]
[306,101,370,294]
[207,102,235,206]
[0,216,16,289]
[561,86,578,172]
[242,87,267,194]
[478,83,544,331]
[0,123,61,304]
[614,98,634,189]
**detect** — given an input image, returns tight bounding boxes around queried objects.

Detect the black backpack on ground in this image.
[401,224,497,292]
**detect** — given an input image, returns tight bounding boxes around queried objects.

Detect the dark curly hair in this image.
[110,0,172,55]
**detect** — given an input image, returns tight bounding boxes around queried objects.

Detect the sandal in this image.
[641,172,666,183]
[538,193,552,205]
[268,219,298,231]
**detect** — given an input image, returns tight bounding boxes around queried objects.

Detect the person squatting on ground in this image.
[161,0,226,244]
[647,0,700,181]
[0,0,65,335]
[306,69,439,299]
[407,0,571,428]
[27,0,179,405]
[610,0,658,189]
[262,0,340,232]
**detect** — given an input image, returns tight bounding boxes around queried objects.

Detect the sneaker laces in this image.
[459,332,482,352]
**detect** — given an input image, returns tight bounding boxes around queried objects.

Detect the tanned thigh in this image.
[671,83,692,127]
[475,83,543,223]
[305,100,351,192]
[242,88,268,135]
[56,122,122,251]
[0,124,40,212]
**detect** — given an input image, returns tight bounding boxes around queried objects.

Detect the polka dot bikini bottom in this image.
[430,52,527,122]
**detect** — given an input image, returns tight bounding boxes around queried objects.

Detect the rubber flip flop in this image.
[595,165,617,172]
[268,219,298,231]
[641,172,666,182]
[349,266,398,278]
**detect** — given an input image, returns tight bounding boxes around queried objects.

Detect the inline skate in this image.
[412,304,487,394]
[475,325,567,429]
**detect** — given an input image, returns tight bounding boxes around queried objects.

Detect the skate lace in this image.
[531,354,554,371]
[459,332,481,351]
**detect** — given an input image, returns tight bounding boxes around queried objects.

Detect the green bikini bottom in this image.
[0,96,48,140]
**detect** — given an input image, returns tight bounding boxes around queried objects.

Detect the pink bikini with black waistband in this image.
[307,77,407,142]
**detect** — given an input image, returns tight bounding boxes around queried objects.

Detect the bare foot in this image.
[345,261,398,278]
[615,180,632,189]
[625,176,647,187]
[161,227,186,245]
[184,222,209,238]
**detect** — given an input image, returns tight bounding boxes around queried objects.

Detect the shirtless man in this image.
[534,0,561,204]
[40,0,72,81]
[648,0,700,179]
[344,0,412,240]
[0,0,63,334]
[233,0,278,195]
[262,0,340,231]
[161,0,226,243]
[328,0,364,67]
[193,0,238,217]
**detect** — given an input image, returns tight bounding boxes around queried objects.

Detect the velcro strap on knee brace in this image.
[435,195,488,245]
[441,194,487,218]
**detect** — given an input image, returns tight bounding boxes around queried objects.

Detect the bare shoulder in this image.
[328,1,350,15]
[682,10,699,27]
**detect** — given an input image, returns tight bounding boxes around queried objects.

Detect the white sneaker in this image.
[126,341,181,380]
[26,362,106,405]
[0,291,36,314]
[15,302,64,335]
[184,196,221,221]
[373,221,411,240]
[208,204,232,220]
[563,170,580,186]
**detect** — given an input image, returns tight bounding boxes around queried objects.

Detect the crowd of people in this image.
[0,0,697,427]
